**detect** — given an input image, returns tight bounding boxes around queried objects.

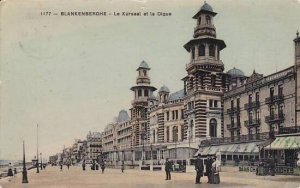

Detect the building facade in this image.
[86,132,102,163]
[182,2,227,144]
[52,2,300,169]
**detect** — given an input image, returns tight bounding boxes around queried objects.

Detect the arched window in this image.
[206,15,211,24]
[256,110,260,120]
[270,106,275,117]
[209,118,217,137]
[173,127,178,142]
[279,104,284,116]
[189,120,194,139]
[198,44,205,56]
[166,127,170,142]
[209,45,215,57]
[198,17,201,25]
[138,89,142,97]
[144,89,149,97]
[143,70,147,76]
[191,47,195,59]
[249,111,253,123]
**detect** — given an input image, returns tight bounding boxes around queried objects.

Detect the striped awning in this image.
[264,136,300,150]
[195,142,261,156]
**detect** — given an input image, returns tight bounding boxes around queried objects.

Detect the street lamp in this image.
[22,141,28,183]
[40,153,43,170]
[141,130,146,163]
[36,124,39,173]
[150,144,153,161]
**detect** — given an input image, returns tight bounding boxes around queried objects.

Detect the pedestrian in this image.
[121,161,125,173]
[195,153,204,184]
[165,158,172,180]
[205,156,213,183]
[82,160,86,171]
[7,163,13,177]
[60,161,63,171]
[13,168,17,175]
[101,162,106,174]
[67,162,70,170]
[211,157,220,184]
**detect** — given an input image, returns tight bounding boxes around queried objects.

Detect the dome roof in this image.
[137,60,150,70]
[200,2,213,12]
[118,110,129,123]
[227,67,245,78]
[159,85,170,93]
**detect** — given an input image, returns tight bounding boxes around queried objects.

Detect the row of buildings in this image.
[49,132,102,165]
[50,2,300,169]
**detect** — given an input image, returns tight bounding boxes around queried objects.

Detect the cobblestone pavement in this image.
[0,166,299,188]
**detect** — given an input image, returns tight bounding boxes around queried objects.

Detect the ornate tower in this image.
[294,31,300,127]
[182,2,227,142]
[130,61,157,146]
[158,85,170,103]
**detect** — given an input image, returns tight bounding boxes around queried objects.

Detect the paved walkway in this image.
[0,166,299,188]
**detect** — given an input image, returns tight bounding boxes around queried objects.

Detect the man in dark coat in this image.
[206,156,213,183]
[82,160,86,171]
[165,158,172,180]
[195,153,204,184]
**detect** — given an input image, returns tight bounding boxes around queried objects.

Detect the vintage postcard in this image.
[0,0,300,187]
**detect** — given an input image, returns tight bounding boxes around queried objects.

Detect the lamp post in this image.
[40,153,43,170]
[36,124,39,173]
[22,141,28,183]
[150,144,153,161]
[141,130,146,163]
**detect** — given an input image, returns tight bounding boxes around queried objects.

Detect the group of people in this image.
[195,154,220,184]
[81,160,107,174]
[164,154,220,184]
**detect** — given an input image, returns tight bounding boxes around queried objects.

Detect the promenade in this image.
[0,166,299,188]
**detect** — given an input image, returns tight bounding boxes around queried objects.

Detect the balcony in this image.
[244,119,261,128]
[202,132,270,146]
[226,107,239,114]
[226,123,241,130]
[244,101,260,110]
[265,95,284,104]
[265,114,285,124]
[279,127,300,134]
[186,59,224,71]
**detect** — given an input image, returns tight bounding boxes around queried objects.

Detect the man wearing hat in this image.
[165,158,172,180]
[195,153,204,184]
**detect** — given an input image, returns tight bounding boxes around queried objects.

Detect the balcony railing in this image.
[226,123,241,130]
[265,114,285,123]
[244,119,261,128]
[227,107,237,114]
[200,132,270,146]
[244,101,260,110]
[265,95,284,104]
[279,127,300,134]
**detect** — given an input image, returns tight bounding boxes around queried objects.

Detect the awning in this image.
[264,136,300,150]
[194,142,262,156]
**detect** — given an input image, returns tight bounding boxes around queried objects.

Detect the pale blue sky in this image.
[1,0,300,160]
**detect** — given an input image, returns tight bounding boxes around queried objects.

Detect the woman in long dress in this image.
[7,163,14,177]
[211,157,220,184]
